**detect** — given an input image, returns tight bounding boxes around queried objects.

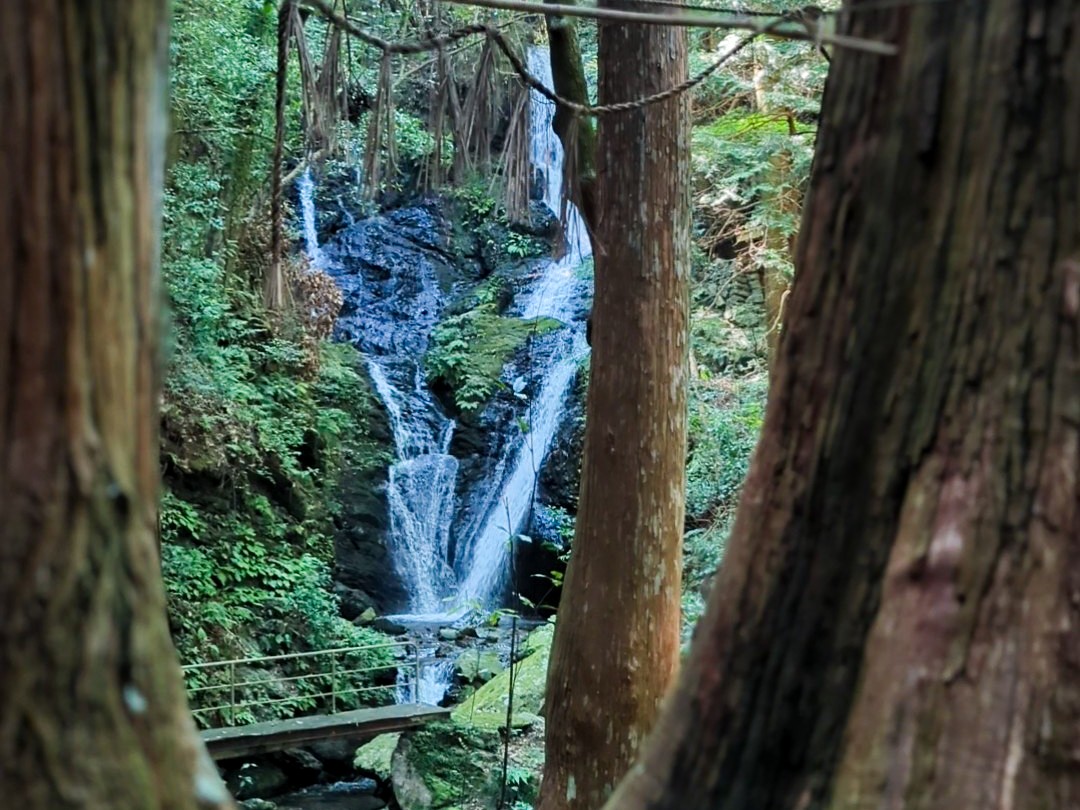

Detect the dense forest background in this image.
[7,1,1078,809]
[161,0,822,671]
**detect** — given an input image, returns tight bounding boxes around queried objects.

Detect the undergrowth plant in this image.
[426,278,561,413]
[163,1,395,703]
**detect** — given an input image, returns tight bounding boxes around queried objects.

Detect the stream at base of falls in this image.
[270,779,385,810]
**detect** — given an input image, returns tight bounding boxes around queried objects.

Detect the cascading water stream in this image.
[298,168,327,271]
[299,168,458,615]
[451,47,593,608]
[300,45,589,637]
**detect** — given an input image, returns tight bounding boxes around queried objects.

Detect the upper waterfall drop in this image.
[517,48,592,322]
[298,167,327,271]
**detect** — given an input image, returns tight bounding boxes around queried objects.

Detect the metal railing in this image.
[182,640,421,728]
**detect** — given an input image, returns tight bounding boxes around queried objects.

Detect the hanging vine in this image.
[265,0,895,310]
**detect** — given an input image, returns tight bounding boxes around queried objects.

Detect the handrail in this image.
[182,639,424,729]
[181,640,415,670]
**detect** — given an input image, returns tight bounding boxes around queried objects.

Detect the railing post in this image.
[229,661,236,726]
[330,656,338,714]
[414,644,421,705]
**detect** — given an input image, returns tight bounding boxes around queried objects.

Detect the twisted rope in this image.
[299,0,844,119]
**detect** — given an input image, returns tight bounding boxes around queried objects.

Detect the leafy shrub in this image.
[685,376,766,523]
[426,279,562,413]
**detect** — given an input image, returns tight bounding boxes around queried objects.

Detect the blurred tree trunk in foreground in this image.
[606,2,1080,808]
[0,3,233,808]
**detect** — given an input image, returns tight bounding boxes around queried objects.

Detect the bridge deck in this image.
[201,703,450,760]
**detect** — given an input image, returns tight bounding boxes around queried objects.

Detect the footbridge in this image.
[182,640,449,760]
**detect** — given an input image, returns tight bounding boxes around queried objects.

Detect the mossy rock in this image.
[391,723,500,810]
[354,732,401,781]
[451,623,553,729]
[426,312,563,414]
[454,649,504,685]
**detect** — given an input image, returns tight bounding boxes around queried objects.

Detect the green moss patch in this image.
[354,732,401,781]
[392,723,501,810]
[426,280,563,413]
[452,623,553,729]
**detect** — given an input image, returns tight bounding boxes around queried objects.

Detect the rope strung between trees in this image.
[299,0,895,118]
[269,0,897,309]
[441,0,898,55]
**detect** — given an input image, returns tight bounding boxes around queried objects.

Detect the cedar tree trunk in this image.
[0,3,233,808]
[537,9,691,810]
[604,2,1080,808]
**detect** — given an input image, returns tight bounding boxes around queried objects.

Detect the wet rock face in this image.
[327,201,457,361]
[320,199,461,615]
[310,182,586,617]
[224,761,290,800]
[328,370,405,613]
[537,365,586,514]
[334,462,408,613]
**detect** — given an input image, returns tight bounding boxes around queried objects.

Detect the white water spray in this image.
[298,169,458,615]
[298,168,327,271]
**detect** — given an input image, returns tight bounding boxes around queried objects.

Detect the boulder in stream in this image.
[353,732,401,783]
[391,723,500,810]
[453,649,504,685]
[451,622,553,729]
[226,761,290,800]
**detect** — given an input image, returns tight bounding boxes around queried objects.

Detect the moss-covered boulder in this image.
[451,623,553,729]
[426,310,562,414]
[454,649,504,686]
[391,723,501,810]
[354,732,401,782]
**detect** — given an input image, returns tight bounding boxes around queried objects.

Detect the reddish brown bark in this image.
[0,3,232,807]
[537,9,691,810]
[605,2,1080,809]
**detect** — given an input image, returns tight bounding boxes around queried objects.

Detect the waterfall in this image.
[298,168,327,271]
[396,650,455,706]
[367,358,459,614]
[298,169,458,615]
[300,45,591,623]
[452,47,593,608]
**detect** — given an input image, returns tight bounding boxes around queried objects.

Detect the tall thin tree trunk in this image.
[760,147,796,376]
[0,4,232,808]
[537,9,690,810]
[604,2,1080,808]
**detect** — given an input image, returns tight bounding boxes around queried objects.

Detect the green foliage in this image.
[685,377,766,523]
[161,335,389,661]
[395,723,502,809]
[449,178,498,223]
[692,111,813,279]
[692,312,765,376]
[161,334,397,724]
[504,231,542,260]
[504,765,539,808]
[426,279,562,413]
[162,3,394,693]
[448,179,547,264]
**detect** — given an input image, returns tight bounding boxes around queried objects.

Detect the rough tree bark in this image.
[536,8,690,810]
[604,2,1080,808]
[0,3,233,808]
